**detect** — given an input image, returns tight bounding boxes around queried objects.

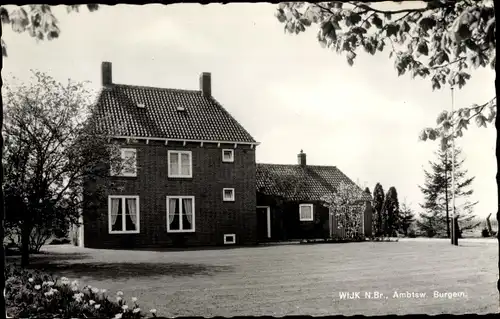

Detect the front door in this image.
[256,206,271,241]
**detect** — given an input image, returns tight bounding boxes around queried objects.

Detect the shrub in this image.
[5,264,158,318]
[49,238,71,245]
[481,228,490,237]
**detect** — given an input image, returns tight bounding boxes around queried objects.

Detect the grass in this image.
[6,240,498,316]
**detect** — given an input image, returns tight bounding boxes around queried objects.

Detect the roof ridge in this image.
[95,82,257,143]
[111,83,200,93]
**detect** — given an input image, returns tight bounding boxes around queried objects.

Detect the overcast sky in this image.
[2,4,496,218]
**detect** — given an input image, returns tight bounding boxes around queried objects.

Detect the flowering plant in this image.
[5,264,158,318]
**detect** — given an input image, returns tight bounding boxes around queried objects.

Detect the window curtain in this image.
[170,153,179,175]
[168,198,177,224]
[301,206,311,220]
[181,153,190,175]
[111,198,120,227]
[124,151,136,174]
[183,198,193,225]
[127,198,137,229]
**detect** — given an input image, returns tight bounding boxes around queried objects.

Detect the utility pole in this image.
[450,86,458,246]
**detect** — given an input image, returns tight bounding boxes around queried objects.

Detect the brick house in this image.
[256,150,373,242]
[75,62,259,249]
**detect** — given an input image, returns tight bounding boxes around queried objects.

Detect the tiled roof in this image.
[92,84,256,143]
[256,164,372,202]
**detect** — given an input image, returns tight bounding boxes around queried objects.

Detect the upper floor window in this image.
[299,203,314,221]
[110,148,137,177]
[108,196,140,234]
[222,149,234,163]
[168,150,192,178]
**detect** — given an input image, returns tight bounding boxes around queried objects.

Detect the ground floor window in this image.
[299,203,314,221]
[167,196,195,232]
[108,196,140,233]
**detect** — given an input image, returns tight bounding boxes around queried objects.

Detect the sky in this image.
[2,3,497,218]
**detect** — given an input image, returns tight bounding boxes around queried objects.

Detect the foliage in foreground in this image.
[275,1,496,147]
[5,264,158,319]
[3,71,128,266]
[1,5,99,57]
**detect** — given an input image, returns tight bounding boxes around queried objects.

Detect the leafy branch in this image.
[275,1,495,142]
[420,96,496,149]
[0,4,99,57]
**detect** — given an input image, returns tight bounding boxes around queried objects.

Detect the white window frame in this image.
[222,149,234,163]
[168,150,193,178]
[223,188,235,202]
[108,195,140,234]
[299,203,314,221]
[224,234,236,244]
[166,195,196,233]
[110,148,137,177]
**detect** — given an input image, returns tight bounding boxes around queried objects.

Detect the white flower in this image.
[150,309,157,314]
[89,300,95,306]
[44,291,53,297]
[73,292,84,302]
[61,277,70,285]
[47,281,54,286]
[116,291,124,296]
[28,278,34,283]
[34,285,41,290]
[94,304,101,309]
[71,280,79,287]
[92,288,99,294]
[71,286,78,292]
[50,288,59,294]
[116,296,122,302]
[100,289,107,294]
[87,285,93,289]
[42,281,48,286]
[114,314,122,319]
[133,308,140,313]
[131,297,137,302]
[122,305,129,310]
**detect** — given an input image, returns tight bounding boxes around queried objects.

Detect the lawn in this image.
[7,239,499,316]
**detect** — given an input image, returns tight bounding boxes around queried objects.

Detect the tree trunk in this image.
[486,213,493,235]
[21,223,31,267]
[454,216,461,239]
[1,93,5,318]
[445,152,450,238]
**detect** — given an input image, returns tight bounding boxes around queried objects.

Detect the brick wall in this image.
[83,139,257,248]
[255,199,330,240]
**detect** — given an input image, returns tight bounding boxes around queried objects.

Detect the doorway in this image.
[256,206,271,241]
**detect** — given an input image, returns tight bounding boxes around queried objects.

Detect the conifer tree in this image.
[383,187,400,236]
[372,183,385,237]
[418,147,479,237]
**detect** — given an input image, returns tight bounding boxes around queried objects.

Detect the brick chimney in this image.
[102,61,112,86]
[298,150,306,167]
[199,72,211,97]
